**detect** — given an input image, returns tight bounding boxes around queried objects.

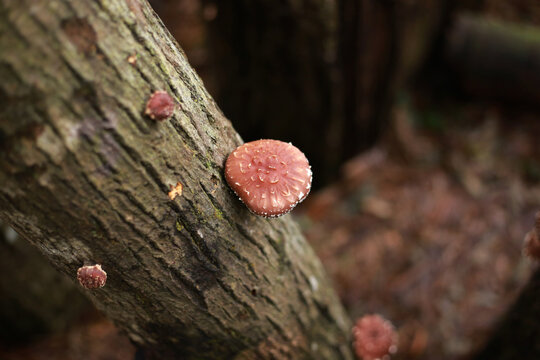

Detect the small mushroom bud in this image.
[224,139,312,217]
[145,90,176,121]
[77,264,107,289]
[353,314,398,360]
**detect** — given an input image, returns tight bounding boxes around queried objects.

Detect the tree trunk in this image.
[162,0,448,187]
[339,0,446,162]
[0,0,352,359]
[473,268,540,360]
[203,0,340,187]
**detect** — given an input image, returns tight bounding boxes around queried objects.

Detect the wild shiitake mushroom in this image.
[77,264,107,289]
[145,90,176,121]
[353,314,398,360]
[224,139,312,217]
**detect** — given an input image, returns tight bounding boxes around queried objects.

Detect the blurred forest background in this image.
[2,0,540,359]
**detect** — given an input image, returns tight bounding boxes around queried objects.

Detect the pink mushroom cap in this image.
[224,139,312,217]
[353,314,398,360]
[145,91,176,121]
[77,264,107,289]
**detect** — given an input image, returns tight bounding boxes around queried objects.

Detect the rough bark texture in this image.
[473,268,540,360]
[0,0,352,359]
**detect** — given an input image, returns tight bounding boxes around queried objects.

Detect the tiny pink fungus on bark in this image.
[144,90,176,121]
[77,264,107,289]
[353,314,398,360]
[224,139,312,217]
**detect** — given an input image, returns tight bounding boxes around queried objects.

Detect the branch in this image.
[0,0,352,358]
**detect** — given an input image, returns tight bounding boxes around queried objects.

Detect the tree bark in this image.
[473,268,540,360]
[0,0,352,359]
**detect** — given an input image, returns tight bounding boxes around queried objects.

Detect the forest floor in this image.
[2,100,539,360]
[297,101,540,359]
